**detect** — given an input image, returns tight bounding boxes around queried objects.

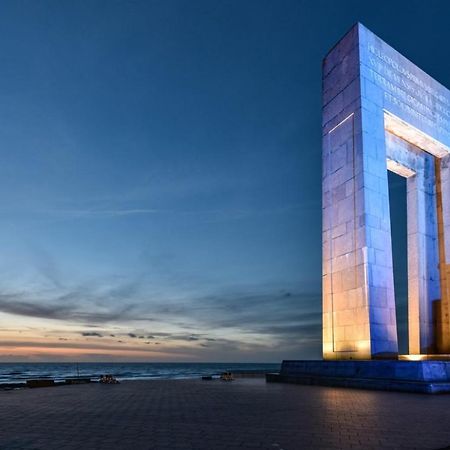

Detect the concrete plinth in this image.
[266,360,450,394]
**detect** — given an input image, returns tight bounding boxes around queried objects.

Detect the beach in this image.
[1,378,450,450]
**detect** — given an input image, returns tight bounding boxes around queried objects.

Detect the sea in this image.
[0,362,280,384]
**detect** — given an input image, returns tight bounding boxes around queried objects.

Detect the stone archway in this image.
[322,23,450,360]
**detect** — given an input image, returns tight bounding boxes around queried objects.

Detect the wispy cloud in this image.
[0,292,150,324]
[52,208,161,218]
[2,200,317,224]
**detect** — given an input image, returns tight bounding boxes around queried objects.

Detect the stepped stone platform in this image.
[266,360,450,394]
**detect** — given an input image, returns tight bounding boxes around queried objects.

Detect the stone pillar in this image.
[359,98,399,359]
[436,155,450,352]
[406,148,440,354]
[384,133,440,355]
[322,25,398,360]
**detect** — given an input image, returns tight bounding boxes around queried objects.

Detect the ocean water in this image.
[0,362,280,384]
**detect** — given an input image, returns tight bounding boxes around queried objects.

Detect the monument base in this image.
[266,360,450,394]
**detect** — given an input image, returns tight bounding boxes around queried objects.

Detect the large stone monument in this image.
[268,23,450,393]
[322,23,450,360]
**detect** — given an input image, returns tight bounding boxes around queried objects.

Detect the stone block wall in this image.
[323,23,450,359]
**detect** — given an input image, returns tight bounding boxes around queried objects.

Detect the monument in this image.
[268,23,450,393]
[322,23,450,360]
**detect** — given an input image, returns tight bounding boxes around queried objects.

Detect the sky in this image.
[0,0,449,362]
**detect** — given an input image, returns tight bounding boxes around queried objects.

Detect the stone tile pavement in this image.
[1,378,450,449]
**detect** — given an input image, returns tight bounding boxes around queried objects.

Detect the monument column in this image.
[437,155,450,352]
[322,24,399,359]
[406,151,440,354]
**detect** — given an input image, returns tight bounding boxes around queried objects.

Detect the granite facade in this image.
[323,24,450,359]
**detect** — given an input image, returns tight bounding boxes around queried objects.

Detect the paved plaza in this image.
[1,378,450,449]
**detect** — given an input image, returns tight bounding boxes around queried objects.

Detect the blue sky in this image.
[0,0,449,361]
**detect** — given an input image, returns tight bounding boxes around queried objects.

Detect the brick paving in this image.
[1,378,450,449]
